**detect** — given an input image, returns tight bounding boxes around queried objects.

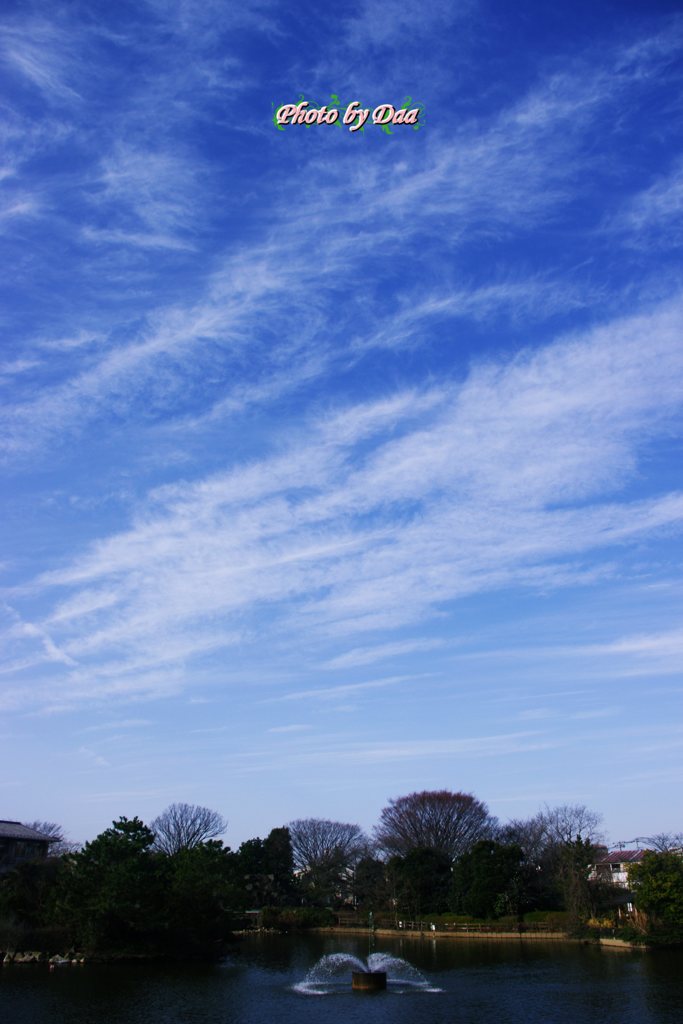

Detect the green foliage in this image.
[425,913,479,924]
[630,851,683,945]
[499,807,604,913]
[59,816,165,951]
[451,841,526,919]
[14,803,679,955]
[259,906,335,930]
[0,816,295,956]
[353,856,389,910]
[0,816,247,956]
[234,827,296,908]
[522,910,569,926]
[555,835,598,927]
[612,924,648,945]
[389,847,452,918]
[164,840,241,950]
[0,858,62,928]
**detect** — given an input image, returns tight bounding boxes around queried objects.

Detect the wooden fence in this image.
[334,916,565,935]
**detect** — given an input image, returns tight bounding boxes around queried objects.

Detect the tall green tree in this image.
[353,856,389,911]
[165,840,240,950]
[235,827,295,907]
[59,816,165,951]
[389,847,452,919]
[451,840,526,919]
[0,858,62,930]
[630,850,683,944]
[500,805,604,914]
[555,835,597,928]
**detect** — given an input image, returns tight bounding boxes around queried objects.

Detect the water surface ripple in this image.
[1,934,681,1024]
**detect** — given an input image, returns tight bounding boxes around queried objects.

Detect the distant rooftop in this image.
[595,849,647,865]
[0,821,56,842]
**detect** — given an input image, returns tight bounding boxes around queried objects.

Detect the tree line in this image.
[1,791,681,955]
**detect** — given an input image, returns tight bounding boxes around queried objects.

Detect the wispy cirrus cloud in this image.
[610,158,683,250]
[0,195,41,225]
[3,27,679,459]
[3,293,682,713]
[322,639,444,670]
[266,678,411,704]
[2,3,683,846]
[0,18,83,102]
[85,146,205,249]
[220,730,567,775]
[453,625,683,676]
[267,723,312,733]
[343,0,474,49]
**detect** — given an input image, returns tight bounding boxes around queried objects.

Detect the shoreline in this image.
[307,926,649,951]
[0,929,650,964]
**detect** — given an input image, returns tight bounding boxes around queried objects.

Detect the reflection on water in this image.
[1,933,682,1024]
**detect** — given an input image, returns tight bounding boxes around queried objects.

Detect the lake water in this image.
[1,933,682,1024]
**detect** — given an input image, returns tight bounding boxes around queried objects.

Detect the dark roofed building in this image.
[589,849,648,914]
[0,821,55,873]
[589,849,647,888]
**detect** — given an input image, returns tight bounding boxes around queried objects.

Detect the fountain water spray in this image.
[294,952,441,995]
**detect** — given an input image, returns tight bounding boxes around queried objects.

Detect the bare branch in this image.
[646,832,683,852]
[374,790,497,860]
[23,820,63,841]
[287,818,368,903]
[498,814,548,864]
[288,818,367,873]
[22,820,77,856]
[150,803,227,855]
[539,804,604,847]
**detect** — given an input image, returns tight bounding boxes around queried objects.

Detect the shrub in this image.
[259,906,335,930]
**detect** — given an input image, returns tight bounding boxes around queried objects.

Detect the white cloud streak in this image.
[611,158,683,249]
[2,28,677,456]
[4,293,683,712]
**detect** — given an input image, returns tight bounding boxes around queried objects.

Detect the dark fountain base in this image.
[352,971,387,992]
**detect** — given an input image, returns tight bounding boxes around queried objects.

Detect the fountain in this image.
[294,952,441,995]
[351,968,386,991]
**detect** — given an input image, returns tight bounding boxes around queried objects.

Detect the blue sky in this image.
[1,0,682,849]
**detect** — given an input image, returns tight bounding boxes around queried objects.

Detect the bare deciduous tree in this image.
[23,820,64,841]
[374,790,497,861]
[23,820,77,856]
[288,818,367,873]
[499,805,604,863]
[150,803,227,855]
[645,832,683,852]
[288,818,368,903]
[498,806,606,924]
[497,814,548,865]
[539,804,604,847]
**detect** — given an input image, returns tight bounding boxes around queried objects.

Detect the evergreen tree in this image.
[165,840,240,950]
[235,827,295,907]
[389,847,452,919]
[630,850,683,944]
[451,840,526,919]
[59,816,165,951]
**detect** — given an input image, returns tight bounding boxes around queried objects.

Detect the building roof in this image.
[0,821,56,842]
[595,849,647,865]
